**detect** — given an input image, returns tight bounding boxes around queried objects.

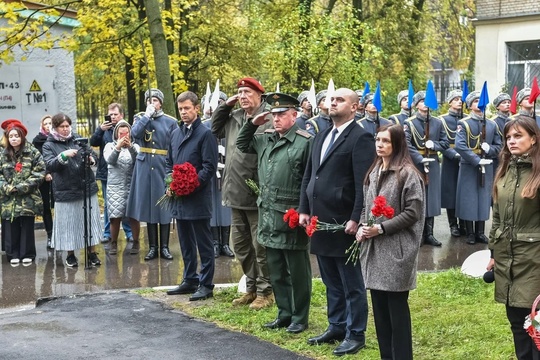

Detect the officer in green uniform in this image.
[236,92,313,334]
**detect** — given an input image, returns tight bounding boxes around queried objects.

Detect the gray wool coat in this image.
[359,163,425,292]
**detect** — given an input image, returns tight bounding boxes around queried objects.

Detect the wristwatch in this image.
[376,224,384,235]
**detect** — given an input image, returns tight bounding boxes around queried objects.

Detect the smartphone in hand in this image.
[104,115,112,125]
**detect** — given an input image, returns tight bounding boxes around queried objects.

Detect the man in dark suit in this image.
[299,88,375,356]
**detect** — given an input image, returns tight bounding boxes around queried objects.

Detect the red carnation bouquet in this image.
[156,162,200,209]
[283,208,346,236]
[346,195,394,265]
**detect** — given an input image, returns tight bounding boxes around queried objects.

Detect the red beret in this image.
[237,77,265,93]
[1,119,28,137]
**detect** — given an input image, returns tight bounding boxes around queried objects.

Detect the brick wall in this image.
[477,0,540,19]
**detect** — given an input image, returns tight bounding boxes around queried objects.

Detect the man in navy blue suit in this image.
[299,88,375,356]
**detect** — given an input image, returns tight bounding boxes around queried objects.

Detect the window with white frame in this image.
[506,41,540,89]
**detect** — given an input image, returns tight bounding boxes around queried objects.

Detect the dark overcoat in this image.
[299,121,375,257]
[439,111,462,209]
[454,114,501,221]
[165,118,217,220]
[404,114,449,217]
[126,112,178,223]
[356,115,392,137]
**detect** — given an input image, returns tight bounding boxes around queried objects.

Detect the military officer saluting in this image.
[356,93,392,137]
[388,90,411,126]
[236,92,313,334]
[404,91,449,246]
[439,89,464,237]
[455,91,502,245]
[305,90,332,136]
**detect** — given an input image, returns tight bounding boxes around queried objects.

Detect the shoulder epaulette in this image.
[296,129,313,138]
[162,114,178,121]
[264,129,276,134]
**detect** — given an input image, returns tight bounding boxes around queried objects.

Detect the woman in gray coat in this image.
[103,120,140,255]
[357,124,425,360]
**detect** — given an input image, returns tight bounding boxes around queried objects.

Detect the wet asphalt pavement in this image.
[0,212,490,360]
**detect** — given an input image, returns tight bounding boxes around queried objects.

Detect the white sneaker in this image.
[10,258,20,265]
[22,258,33,264]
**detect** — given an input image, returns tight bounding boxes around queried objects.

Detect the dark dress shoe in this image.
[424,235,442,247]
[263,318,291,329]
[333,338,365,356]
[450,225,461,237]
[286,323,307,334]
[466,234,476,245]
[189,286,214,301]
[220,245,235,258]
[160,247,173,260]
[167,281,199,295]
[307,329,345,345]
[476,234,489,244]
[144,247,158,261]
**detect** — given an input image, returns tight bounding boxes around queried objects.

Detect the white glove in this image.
[421,158,435,163]
[479,159,493,165]
[454,153,461,159]
[425,140,434,149]
[145,104,156,118]
[481,142,490,153]
[218,145,226,156]
[217,162,225,170]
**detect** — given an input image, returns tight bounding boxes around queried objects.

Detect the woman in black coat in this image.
[32,114,54,249]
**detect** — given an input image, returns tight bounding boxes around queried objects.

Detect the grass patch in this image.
[143,269,517,359]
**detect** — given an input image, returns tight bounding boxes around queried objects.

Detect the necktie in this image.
[323,129,339,159]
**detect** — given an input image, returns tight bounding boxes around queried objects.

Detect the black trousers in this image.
[370,289,413,360]
[506,306,540,360]
[2,217,37,261]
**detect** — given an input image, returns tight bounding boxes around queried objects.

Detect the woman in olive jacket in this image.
[488,116,540,360]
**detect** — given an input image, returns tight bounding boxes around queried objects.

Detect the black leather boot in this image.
[220,226,235,257]
[145,224,159,260]
[459,219,467,236]
[446,209,461,237]
[475,221,489,244]
[159,223,173,260]
[465,221,476,245]
[212,227,220,258]
[424,217,442,246]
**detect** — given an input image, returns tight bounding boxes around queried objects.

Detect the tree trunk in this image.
[143,0,176,116]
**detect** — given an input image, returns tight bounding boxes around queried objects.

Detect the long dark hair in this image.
[4,127,27,161]
[364,124,423,185]
[493,116,540,200]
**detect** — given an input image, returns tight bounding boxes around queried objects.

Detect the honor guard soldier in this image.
[354,89,365,121]
[491,93,511,172]
[295,91,312,130]
[388,90,411,126]
[512,88,540,128]
[404,91,449,246]
[305,90,332,136]
[356,93,392,137]
[455,91,502,245]
[439,89,465,237]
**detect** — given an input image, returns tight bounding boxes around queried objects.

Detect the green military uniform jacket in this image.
[236,120,312,250]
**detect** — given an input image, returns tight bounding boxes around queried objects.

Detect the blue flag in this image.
[478,81,490,113]
[373,81,382,112]
[461,80,469,102]
[407,79,414,109]
[362,81,370,98]
[424,80,438,110]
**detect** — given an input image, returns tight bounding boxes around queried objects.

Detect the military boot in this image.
[212,227,221,258]
[446,209,461,237]
[220,226,235,257]
[424,217,442,246]
[475,221,489,244]
[459,219,467,236]
[144,223,159,261]
[465,221,476,245]
[159,223,173,260]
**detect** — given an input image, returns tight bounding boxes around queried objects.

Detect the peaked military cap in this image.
[266,92,300,113]
[446,89,463,104]
[517,88,531,105]
[492,93,511,108]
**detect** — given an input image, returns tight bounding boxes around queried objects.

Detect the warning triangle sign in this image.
[29,80,41,92]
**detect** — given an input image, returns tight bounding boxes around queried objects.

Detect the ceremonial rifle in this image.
[479,116,486,187]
